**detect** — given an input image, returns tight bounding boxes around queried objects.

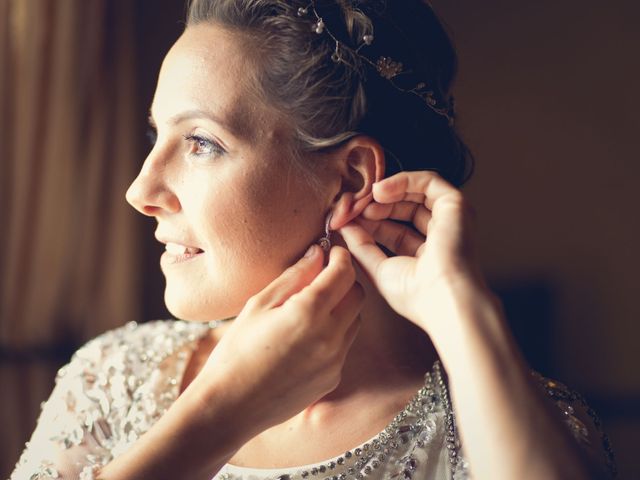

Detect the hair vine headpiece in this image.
[296,1,455,126]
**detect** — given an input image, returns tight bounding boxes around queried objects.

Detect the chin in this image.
[163,282,242,322]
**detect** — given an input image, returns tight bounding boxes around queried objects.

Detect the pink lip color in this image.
[161,250,204,265]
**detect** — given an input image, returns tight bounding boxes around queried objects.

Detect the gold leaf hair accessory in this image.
[296,1,455,126]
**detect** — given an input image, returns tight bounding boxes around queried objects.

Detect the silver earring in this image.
[318,212,333,251]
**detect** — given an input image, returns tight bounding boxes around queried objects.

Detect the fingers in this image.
[372,170,458,211]
[249,245,324,310]
[338,222,387,281]
[361,201,432,236]
[299,246,358,310]
[368,171,476,240]
[354,217,424,257]
[249,246,362,325]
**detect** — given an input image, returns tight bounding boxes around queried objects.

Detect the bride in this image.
[11,0,616,479]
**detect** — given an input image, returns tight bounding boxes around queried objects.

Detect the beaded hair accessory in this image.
[296,1,455,126]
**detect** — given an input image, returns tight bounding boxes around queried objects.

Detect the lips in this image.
[155,232,205,264]
[158,240,204,265]
[165,242,203,255]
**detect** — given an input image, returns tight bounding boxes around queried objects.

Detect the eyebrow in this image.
[148,107,246,139]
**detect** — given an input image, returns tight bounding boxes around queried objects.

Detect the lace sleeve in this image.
[9,320,207,480]
[531,371,618,479]
[9,334,122,480]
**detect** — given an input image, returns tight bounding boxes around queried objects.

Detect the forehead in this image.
[152,23,280,142]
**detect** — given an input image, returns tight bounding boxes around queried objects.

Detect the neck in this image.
[185,260,441,429]
[300,263,439,419]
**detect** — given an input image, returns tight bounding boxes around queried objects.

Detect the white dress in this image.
[9,320,617,480]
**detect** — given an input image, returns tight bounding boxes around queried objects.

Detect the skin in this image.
[108,22,609,480]
[126,25,329,320]
[125,23,436,466]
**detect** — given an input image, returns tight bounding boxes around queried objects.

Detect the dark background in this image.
[2,1,638,478]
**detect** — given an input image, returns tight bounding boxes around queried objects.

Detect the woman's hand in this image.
[100,245,363,480]
[192,244,364,437]
[339,170,496,341]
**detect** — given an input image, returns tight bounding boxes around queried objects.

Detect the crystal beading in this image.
[218,358,466,480]
[12,318,615,480]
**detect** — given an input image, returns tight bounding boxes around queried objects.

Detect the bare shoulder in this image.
[530,370,618,479]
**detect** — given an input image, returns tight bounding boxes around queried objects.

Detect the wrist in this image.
[418,273,499,325]
[183,368,264,449]
[421,279,517,370]
[99,375,255,479]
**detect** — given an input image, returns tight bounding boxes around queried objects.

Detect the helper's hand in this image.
[339,170,496,342]
[193,244,364,436]
[99,245,363,480]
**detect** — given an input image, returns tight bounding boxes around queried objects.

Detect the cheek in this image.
[243,168,323,249]
[201,173,269,243]
[234,171,323,262]
[165,162,325,320]
[205,165,322,267]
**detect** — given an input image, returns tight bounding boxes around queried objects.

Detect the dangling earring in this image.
[318,212,333,252]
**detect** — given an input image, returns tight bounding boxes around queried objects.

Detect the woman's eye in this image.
[183,134,226,157]
[146,127,157,147]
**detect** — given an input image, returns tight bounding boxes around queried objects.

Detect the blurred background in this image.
[0,0,638,478]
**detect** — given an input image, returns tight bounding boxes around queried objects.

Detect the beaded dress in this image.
[10,320,616,480]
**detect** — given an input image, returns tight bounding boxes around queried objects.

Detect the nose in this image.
[126,152,181,217]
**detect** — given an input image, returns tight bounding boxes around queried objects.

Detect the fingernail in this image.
[304,244,318,258]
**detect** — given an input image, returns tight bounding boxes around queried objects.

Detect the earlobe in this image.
[328,136,385,230]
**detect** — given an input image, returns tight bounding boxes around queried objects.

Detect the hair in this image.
[186,0,475,187]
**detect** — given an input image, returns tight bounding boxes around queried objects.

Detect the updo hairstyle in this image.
[187,0,475,187]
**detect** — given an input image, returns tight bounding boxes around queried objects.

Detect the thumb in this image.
[249,244,324,310]
[339,222,387,282]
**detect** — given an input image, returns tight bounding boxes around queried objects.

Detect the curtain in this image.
[0,0,141,475]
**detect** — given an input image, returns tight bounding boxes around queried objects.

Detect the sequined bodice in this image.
[219,358,470,480]
[10,319,615,480]
[10,320,471,480]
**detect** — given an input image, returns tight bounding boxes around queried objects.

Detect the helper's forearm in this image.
[99,378,252,480]
[430,287,597,480]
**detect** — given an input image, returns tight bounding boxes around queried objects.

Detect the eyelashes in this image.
[183,133,226,157]
[146,127,157,147]
[145,127,226,158]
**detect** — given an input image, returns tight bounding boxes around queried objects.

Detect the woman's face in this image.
[126,24,331,321]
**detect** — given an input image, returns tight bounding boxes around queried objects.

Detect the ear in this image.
[329,135,385,230]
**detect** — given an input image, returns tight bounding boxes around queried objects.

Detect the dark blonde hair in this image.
[187,0,474,187]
